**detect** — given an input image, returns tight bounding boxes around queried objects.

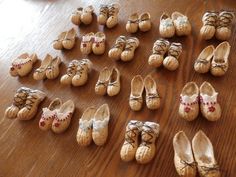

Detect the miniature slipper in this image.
[97,4,109,25]
[159,13,175,38]
[62,28,76,50]
[95,67,111,96]
[194,45,215,74]
[172,12,191,36]
[129,75,144,111]
[45,56,61,79]
[179,82,199,121]
[163,42,182,71]
[77,107,96,146]
[192,130,220,177]
[52,100,75,133]
[211,41,230,76]
[173,131,197,177]
[80,5,94,25]
[61,60,80,85]
[135,121,160,164]
[71,7,83,25]
[108,35,126,60]
[53,31,66,50]
[92,104,110,146]
[138,12,151,32]
[120,120,143,162]
[121,37,139,62]
[80,32,94,55]
[39,98,62,131]
[126,13,139,33]
[199,82,221,121]
[106,3,120,28]
[107,67,121,96]
[92,32,106,55]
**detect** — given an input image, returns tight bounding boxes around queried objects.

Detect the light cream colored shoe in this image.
[77,107,96,146]
[135,121,160,164]
[120,120,143,162]
[108,35,126,60]
[92,32,106,55]
[129,75,144,111]
[97,4,109,25]
[138,12,151,32]
[80,32,94,55]
[60,60,80,85]
[173,131,197,177]
[80,5,94,25]
[71,7,83,26]
[95,67,111,96]
[126,13,139,33]
[192,130,221,177]
[92,104,110,146]
[62,28,76,50]
[107,67,120,96]
[172,12,191,36]
[159,13,175,38]
[121,37,139,62]
[45,56,61,79]
[106,3,120,28]
[211,41,230,76]
[200,82,221,121]
[194,45,214,74]
[53,31,66,50]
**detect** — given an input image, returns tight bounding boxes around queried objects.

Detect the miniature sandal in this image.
[39,98,62,131]
[71,7,83,25]
[120,120,143,162]
[126,13,139,33]
[60,60,80,85]
[192,130,221,177]
[138,12,151,32]
[80,5,94,25]
[95,67,111,96]
[92,32,106,55]
[97,4,109,25]
[62,28,76,50]
[172,11,191,36]
[52,31,66,50]
[194,45,215,74]
[135,121,160,164]
[106,3,120,28]
[108,35,126,60]
[121,37,139,62]
[80,32,94,55]
[45,56,61,79]
[107,67,121,96]
[159,13,175,38]
[199,82,221,121]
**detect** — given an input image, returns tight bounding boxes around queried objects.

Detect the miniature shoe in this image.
[129,75,144,111]
[45,56,61,79]
[39,98,62,131]
[159,13,175,38]
[97,4,109,25]
[80,32,94,55]
[52,31,66,50]
[192,130,220,177]
[17,89,46,120]
[215,10,235,41]
[148,39,170,68]
[71,7,83,25]
[92,32,106,55]
[144,75,160,110]
[107,67,120,96]
[211,41,230,76]
[138,12,151,32]
[106,3,120,28]
[126,13,139,33]
[172,12,191,36]
[194,45,215,74]
[92,104,110,146]
[52,100,75,133]
[72,59,92,86]
[120,37,139,62]
[33,54,53,80]
[80,5,94,25]
[200,11,218,40]
[199,82,221,121]
[77,107,96,146]
[62,28,76,50]
[60,60,80,85]
[163,42,182,71]
[108,36,126,60]
[95,67,111,96]
[173,131,197,177]
[179,82,199,121]
[135,121,160,164]
[120,120,143,162]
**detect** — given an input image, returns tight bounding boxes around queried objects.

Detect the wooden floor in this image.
[0,0,236,176]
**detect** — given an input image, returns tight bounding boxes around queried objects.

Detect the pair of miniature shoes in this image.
[95,67,120,96]
[179,82,221,121]
[200,10,235,40]
[39,98,75,133]
[71,6,94,25]
[77,104,110,146]
[159,12,191,38]
[80,32,106,55]
[194,41,231,76]
[97,3,120,28]
[53,28,76,50]
[61,59,92,86]
[33,54,61,80]
[120,120,160,164]
[173,130,220,177]
[148,39,182,71]
[10,53,38,77]
[126,12,151,33]
[129,75,160,111]
[108,36,139,61]
[5,87,46,120]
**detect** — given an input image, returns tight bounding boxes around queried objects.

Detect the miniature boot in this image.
[92,32,106,55]
[159,13,175,38]
[138,12,151,32]
[106,3,120,28]
[97,5,109,25]
[95,67,111,95]
[108,36,126,60]
[45,56,61,79]
[172,11,191,36]
[126,13,139,33]
[107,67,121,96]
[80,32,94,55]
[60,60,80,85]
[62,28,76,50]
[71,7,83,25]
[80,5,94,25]
[121,37,139,62]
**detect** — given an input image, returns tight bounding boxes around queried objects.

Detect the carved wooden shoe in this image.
[52,31,66,50]
[139,12,151,32]
[71,7,83,26]
[97,4,109,25]
[60,60,80,85]
[39,98,62,131]
[92,32,106,55]
[126,13,139,33]
[200,82,221,121]
[45,56,61,79]
[192,130,221,177]
[121,37,139,62]
[77,107,96,146]
[194,45,214,74]
[120,120,143,162]
[172,12,191,36]
[106,3,120,28]
[95,67,111,96]
[108,35,126,60]
[173,131,197,177]
[211,41,230,76]
[135,121,160,164]
[62,28,76,50]
[80,5,94,25]
[159,13,175,38]
[80,32,94,55]
[107,67,121,96]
